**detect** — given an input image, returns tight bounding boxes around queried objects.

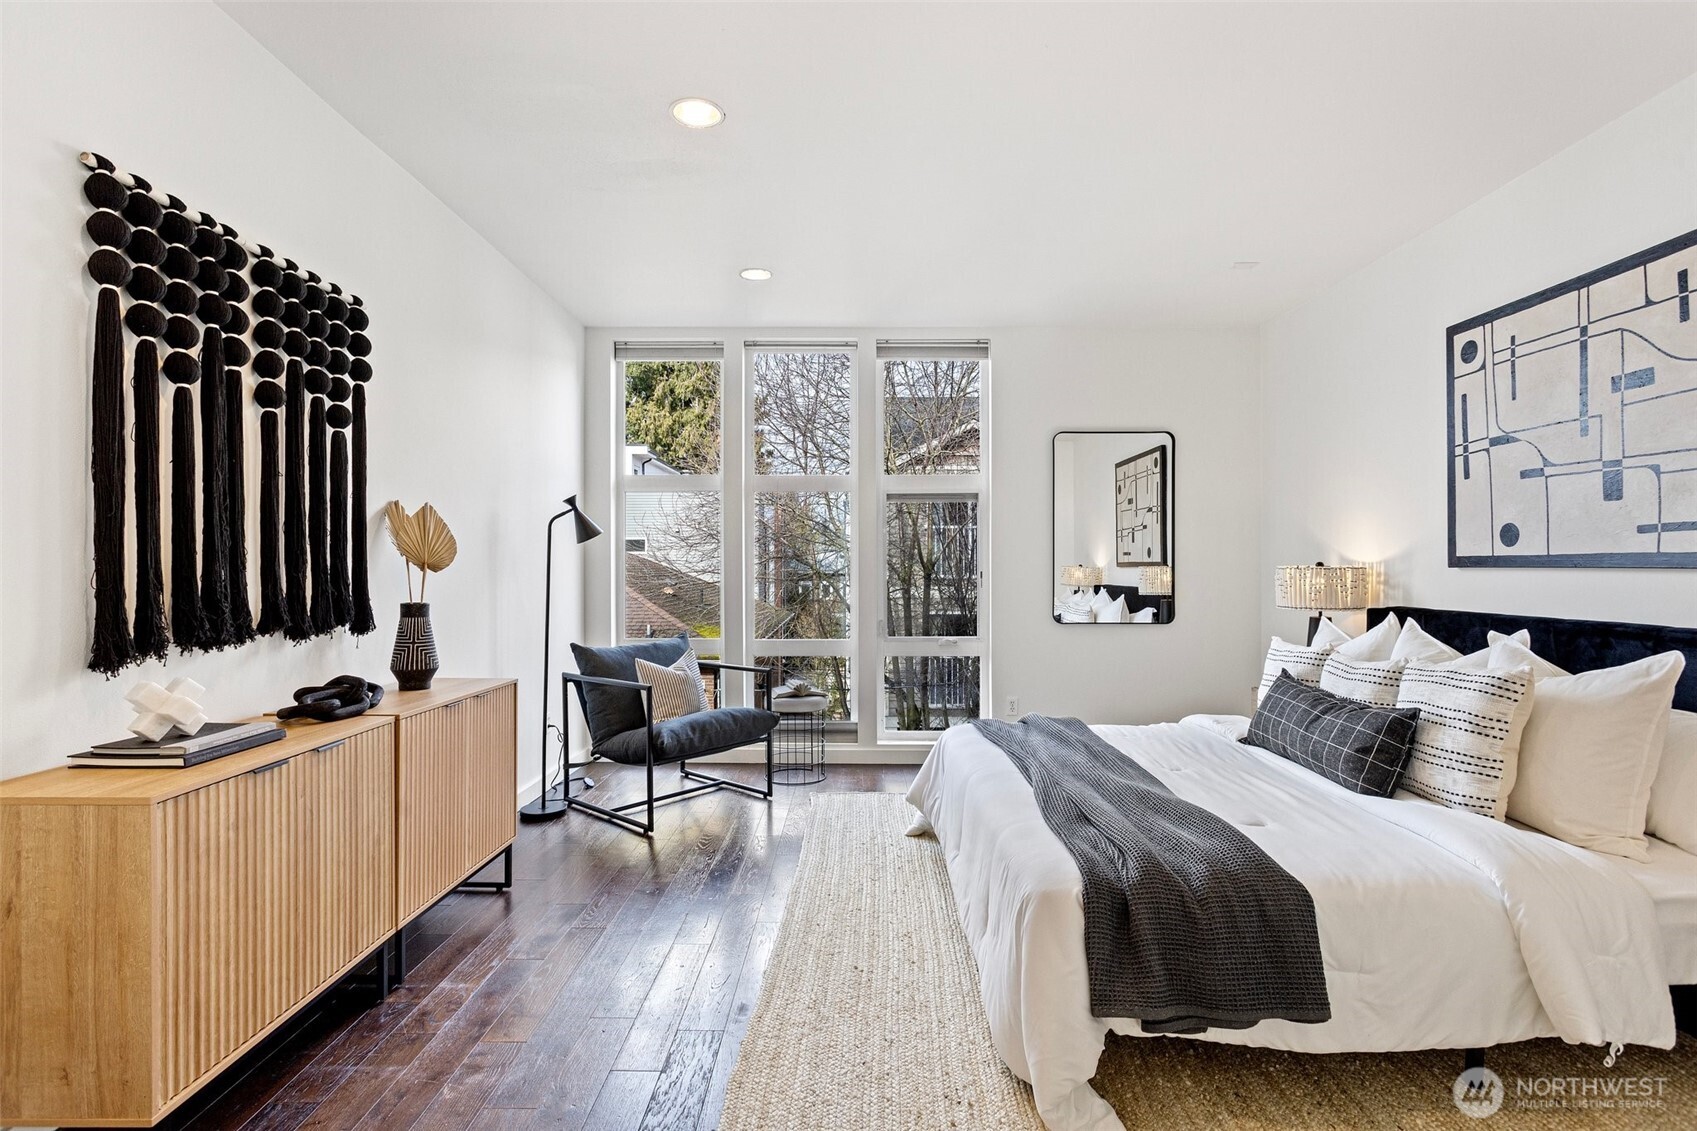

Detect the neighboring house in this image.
[626,444,682,476]
[625,551,794,641]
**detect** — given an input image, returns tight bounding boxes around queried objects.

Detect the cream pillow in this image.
[1497,645,1686,862]
[1487,630,1563,678]
[1056,593,1093,623]
[1391,617,1463,663]
[1319,655,1407,706]
[1647,711,1697,855]
[1396,658,1533,820]
[634,651,709,723]
[1335,613,1401,661]
[1130,606,1157,624]
[1256,637,1333,702]
[1310,617,1353,649]
[1097,595,1130,623]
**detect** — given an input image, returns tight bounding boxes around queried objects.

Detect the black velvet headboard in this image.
[1095,584,1164,613]
[1367,605,1697,713]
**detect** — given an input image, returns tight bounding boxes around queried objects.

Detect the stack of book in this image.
[69,721,285,768]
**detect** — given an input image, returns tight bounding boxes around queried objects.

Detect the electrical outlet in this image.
[1006,696,1019,718]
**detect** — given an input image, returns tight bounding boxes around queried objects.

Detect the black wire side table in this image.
[771,696,828,784]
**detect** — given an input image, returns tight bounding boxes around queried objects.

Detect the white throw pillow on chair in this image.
[635,651,709,723]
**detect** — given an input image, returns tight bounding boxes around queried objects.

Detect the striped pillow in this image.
[1320,655,1407,706]
[635,651,708,723]
[1394,661,1533,819]
[1257,637,1333,702]
[1055,593,1094,623]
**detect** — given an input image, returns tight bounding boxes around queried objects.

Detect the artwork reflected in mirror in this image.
[1053,431,1174,625]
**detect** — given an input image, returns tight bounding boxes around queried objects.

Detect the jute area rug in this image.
[719,793,1696,1130]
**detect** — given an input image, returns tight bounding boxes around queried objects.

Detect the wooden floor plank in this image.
[174,764,916,1131]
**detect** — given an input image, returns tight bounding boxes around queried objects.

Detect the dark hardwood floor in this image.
[173,762,917,1131]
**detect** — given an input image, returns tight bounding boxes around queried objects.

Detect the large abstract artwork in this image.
[1114,443,1167,566]
[1448,230,1697,568]
[79,151,377,675]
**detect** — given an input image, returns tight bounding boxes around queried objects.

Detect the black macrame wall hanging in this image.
[75,152,376,675]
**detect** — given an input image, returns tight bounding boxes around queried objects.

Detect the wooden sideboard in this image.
[0,677,517,1128]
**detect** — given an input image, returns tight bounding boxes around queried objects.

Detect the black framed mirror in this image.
[1052,430,1175,624]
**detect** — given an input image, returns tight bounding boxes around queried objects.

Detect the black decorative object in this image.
[390,602,439,691]
[131,340,169,660]
[329,412,352,626]
[75,151,374,664]
[224,367,256,644]
[197,327,234,647]
[169,379,202,649]
[283,360,311,640]
[276,675,384,722]
[88,286,132,676]
[350,383,374,635]
[308,395,332,633]
[256,380,285,636]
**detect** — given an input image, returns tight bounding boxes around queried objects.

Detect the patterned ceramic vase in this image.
[390,602,439,691]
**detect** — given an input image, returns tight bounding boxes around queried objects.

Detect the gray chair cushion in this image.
[571,635,689,745]
[597,707,779,765]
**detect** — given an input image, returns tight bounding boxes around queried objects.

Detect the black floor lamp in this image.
[519,494,602,823]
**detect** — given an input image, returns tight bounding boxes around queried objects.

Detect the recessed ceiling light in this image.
[740,267,772,281]
[1231,260,1262,271]
[671,97,725,128]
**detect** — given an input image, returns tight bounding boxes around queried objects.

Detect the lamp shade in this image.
[1060,563,1102,589]
[1275,562,1370,611]
[563,495,602,544]
[1139,564,1173,596]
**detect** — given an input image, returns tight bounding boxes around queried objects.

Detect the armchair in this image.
[560,639,778,837]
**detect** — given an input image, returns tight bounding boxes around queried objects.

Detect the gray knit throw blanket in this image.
[970,716,1331,1034]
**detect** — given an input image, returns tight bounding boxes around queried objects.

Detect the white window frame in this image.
[611,334,990,747]
[615,344,731,668]
[873,344,990,741]
[747,342,859,730]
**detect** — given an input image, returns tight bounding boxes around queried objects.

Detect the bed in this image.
[905,606,1696,1131]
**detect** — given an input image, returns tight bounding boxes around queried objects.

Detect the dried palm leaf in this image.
[385,500,458,600]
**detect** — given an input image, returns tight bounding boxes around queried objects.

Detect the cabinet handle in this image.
[313,740,347,754]
[248,758,290,776]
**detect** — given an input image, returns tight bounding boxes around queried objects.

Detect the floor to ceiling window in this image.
[615,337,988,745]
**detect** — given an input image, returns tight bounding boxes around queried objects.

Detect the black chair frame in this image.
[561,660,776,837]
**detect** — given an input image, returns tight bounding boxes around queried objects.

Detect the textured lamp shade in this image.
[1139,565,1173,596]
[1060,563,1102,589]
[1275,562,1370,611]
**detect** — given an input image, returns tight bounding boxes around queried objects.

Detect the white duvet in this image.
[905,716,1677,1131]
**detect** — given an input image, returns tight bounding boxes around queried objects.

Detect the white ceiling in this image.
[221,2,1697,328]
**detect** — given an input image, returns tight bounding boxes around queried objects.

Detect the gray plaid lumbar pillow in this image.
[1246,671,1421,797]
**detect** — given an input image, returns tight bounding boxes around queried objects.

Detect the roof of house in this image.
[624,553,794,641]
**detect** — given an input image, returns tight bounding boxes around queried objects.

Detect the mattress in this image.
[1621,836,1697,985]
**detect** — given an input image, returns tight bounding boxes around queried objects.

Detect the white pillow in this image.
[1055,593,1093,623]
[1498,646,1685,861]
[1130,606,1157,624]
[1256,637,1333,702]
[1647,710,1697,856]
[1089,587,1118,621]
[1396,659,1534,820]
[1096,595,1130,623]
[1391,617,1462,663]
[1333,612,1401,662]
[1310,617,1352,649]
[635,651,709,723]
[1487,632,1567,680]
[1319,655,1407,706]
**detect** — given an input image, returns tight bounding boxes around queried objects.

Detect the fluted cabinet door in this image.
[396,702,471,924]
[464,684,518,871]
[157,756,300,1105]
[294,723,396,997]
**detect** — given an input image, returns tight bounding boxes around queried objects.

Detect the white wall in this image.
[0,2,585,785]
[991,328,1263,723]
[1259,75,1697,644]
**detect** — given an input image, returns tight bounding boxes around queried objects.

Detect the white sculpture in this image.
[126,678,208,742]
